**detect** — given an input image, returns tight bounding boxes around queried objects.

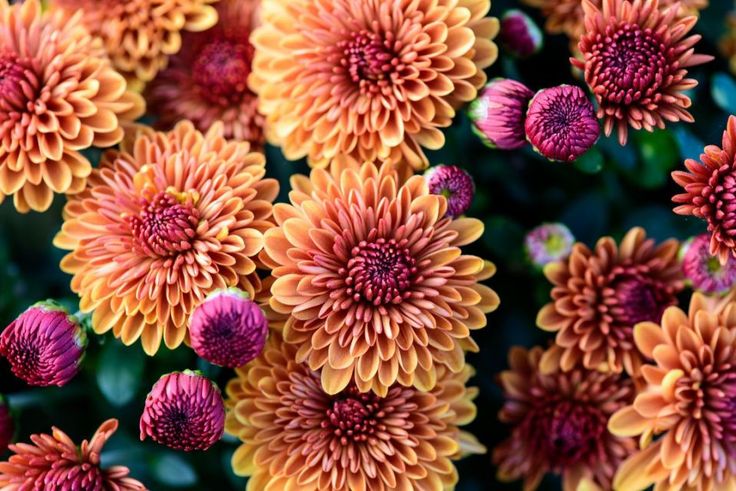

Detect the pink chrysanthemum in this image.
[469,78,535,150]
[499,9,544,58]
[189,288,268,368]
[0,397,11,453]
[682,234,736,294]
[0,301,86,387]
[424,165,476,218]
[525,85,600,162]
[140,371,225,452]
[525,222,575,268]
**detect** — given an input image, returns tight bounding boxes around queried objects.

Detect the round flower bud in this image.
[140,370,225,452]
[424,165,475,218]
[525,223,575,268]
[499,9,543,58]
[469,78,535,150]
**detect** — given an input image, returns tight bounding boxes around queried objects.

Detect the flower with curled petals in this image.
[146,0,264,146]
[0,0,144,213]
[494,346,636,491]
[572,0,712,145]
[51,0,218,89]
[609,293,736,491]
[537,227,683,376]
[0,419,146,490]
[682,234,736,295]
[225,333,485,491]
[262,158,499,396]
[54,121,279,355]
[250,0,500,172]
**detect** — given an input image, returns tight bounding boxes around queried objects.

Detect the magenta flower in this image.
[0,396,12,453]
[469,78,534,150]
[424,165,476,218]
[525,85,600,162]
[500,9,543,58]
[0,301,86,387]
[525,223,575,268]
[189,288,268,368]
[140,371,225,452]
[682,234,736,294]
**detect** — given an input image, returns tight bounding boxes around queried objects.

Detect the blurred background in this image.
[0,0,734,489]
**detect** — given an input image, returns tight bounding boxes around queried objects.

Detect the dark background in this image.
[0,0,732,489]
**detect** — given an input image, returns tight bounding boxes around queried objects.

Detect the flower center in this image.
[127,192,200,257]
[340,31,397,91]
[346,238,416,305]
[192,40,254,105]
[611,275,665,326]
[323,388,384,445]
[0,52,36,111]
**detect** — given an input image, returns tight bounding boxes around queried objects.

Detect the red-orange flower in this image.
[250,0,499,172]
[262,157,499,396]
[0,0,144,213]
[225,333,485,491]
[54,121,278,355]
[146,0,264,146]
[537,227,683,376]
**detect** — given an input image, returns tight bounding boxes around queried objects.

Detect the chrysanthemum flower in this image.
[673,116,736,265]
[468,78,535,150]
[0,301,87,387]
[494,346,636,491]
[226,333,485,491]
[499,9,544,58]
[0,419,146,490]
[146,0,264,145]
[263,159,499,396]
[609,293,736,491]
[140,370,225,452]
[682,234,736,295]
[424,165,475,218]
[525,222,575,268]
[721,14,736,75]
[54,121,279,355]
[537,227,683,375]
[0,397,12,453]
[189,288,268,368]
[525,85,600,162]
[51,0,218,89]
[572,0,712,145]
[0,0,144,213]
[250,0,500,172]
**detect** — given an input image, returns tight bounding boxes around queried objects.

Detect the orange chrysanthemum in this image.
[262,158,499,396]
[250,0,499,172]
[0,419,146,490]
[225,333,485,491]
[0,0,144,213]
[494,346,636,491]
[54,121,279,355]
[51,0,218,89]
[609,293,736,491]
[537,227,683,376]
[146,0,264,146]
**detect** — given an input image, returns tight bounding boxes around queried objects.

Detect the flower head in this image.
[525,85,600,162]
[469,78,534,150]
[51,0,218,89]
[0,301,86,387]
[525,222,575,268]
[0,0,144,213]
[250,0,499,172]
[572,0,712,145]
[0,419,146,490]
[609,293,736,491]
[140,370,225,452]
[537,227,683,375]
[673,116,736,265]
[682,234,736,295]
[494,346,636,491]
[226,333,485,491]
[189,288,268,368]
[146,0,264,145]
[0,397,12,453]
[263,158,499,396]
[499,9,543,58]
[424,165,475,218]
[54,121,279,355]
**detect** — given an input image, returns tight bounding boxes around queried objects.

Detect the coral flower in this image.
[51,0,218,89]
[537,227,683,375]
[250,0,500,172]
[140,371,225,452]
[0,397,11,453]
[468,78,535,150]
[146,0,264,146]
[225,333,485,491]
[682,234,736,295]
[424,165,476,218]
[262,158,499,396]
[494,346,636,491]
[54,121,279,355]
[673,116,736,265]
[609,293,736,491]
[0,419,146,490]
[572,0,712,145]
[0,0,144,213]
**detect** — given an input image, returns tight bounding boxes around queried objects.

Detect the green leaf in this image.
[633,130,679,189]
[96,339,144,407]
[574,148,604,174]
[712,72,736,114]
[152,454,198,487]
